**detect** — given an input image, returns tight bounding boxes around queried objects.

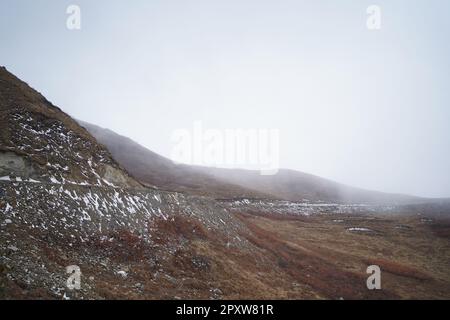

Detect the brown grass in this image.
[430,222,450,239]
[150,215,211,244]
[365,258,432,281]
[90,229,150,263]
[236,213,398,299]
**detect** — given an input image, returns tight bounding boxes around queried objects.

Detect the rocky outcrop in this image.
[0,67,141,189]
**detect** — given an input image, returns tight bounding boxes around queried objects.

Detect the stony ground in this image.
[1,184,449,300]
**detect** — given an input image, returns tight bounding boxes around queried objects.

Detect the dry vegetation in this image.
[3,210,449,300]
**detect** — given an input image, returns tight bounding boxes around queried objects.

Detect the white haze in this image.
[0,0,449,197]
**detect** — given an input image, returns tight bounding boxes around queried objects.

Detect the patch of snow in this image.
[4,203,13,213]
[49,176,60,184]
[347,227,373,232]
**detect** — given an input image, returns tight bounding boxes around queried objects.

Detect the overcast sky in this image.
[1,0,449,197]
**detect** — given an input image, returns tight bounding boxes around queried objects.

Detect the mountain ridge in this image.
[79,120,277,200]
[80,120,426,205]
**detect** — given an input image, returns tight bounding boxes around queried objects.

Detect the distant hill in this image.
[79,121,274,199]
[81,121,424,205]
[198,167,423,204]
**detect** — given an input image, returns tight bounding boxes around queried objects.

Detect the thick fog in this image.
[1,0,449,197]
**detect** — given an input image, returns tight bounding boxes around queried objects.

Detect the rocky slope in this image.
[0,67,141,188]
[0,67,249,299]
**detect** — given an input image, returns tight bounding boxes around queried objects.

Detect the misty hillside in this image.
[79,121,275,199]
[201,167,423,205]
[81,121,422,205]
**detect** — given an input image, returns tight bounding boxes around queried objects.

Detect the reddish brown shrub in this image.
[365,258,432,281]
